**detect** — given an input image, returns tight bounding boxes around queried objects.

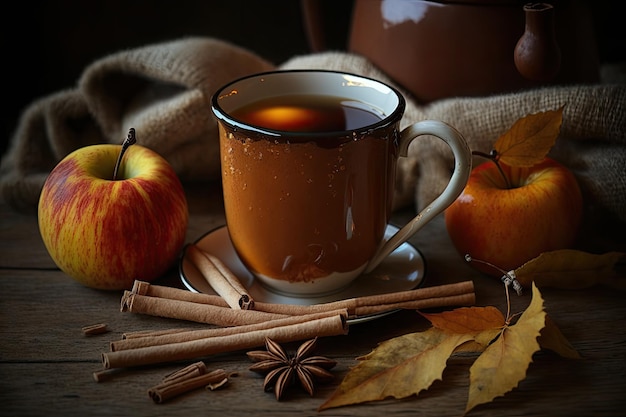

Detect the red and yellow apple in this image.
[38,142,189,290]
[445,157,583,276]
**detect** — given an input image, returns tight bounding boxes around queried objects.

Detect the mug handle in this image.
[364,120,472,273]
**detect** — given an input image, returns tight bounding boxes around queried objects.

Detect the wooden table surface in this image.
[1,182,625,417]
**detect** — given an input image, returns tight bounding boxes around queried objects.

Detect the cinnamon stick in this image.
[353,292,475,316]
[92,368,124,382]
[127,279,475,319]
[82,323,109,336]
[186,244,254,310]
[102,313,348,369]
[123,328,196,340]
[206,249,254,309]
[251,280,476,317]
[131,280,228,307]
[161,361,207,383]
[121,291,289,326]
[148,368,228,403]
[110,309,348,351]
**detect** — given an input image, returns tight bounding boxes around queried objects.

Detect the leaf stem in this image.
[464,254,523,324]
[113,128,137,181]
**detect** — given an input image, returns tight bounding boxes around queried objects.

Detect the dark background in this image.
[1,0,624,158]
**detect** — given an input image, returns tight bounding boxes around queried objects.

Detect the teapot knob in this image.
[514,3,561,82]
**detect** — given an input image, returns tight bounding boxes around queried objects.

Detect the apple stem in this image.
[113,128,137,180]
[471,149,512,189]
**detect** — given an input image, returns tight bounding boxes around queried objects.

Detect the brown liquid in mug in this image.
[231,95,383,134]
[221,95,396,283]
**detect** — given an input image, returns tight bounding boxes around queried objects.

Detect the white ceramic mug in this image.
[212,70,471,296]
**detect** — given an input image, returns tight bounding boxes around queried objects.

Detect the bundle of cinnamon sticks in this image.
[147,361,228,403]
[100,244,476,371]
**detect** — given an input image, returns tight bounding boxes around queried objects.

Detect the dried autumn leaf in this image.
[515,249,626,290]
[453,334,497,354]
[420,306,505,334]
[465,283,546,414]
[538,315,581,359]
[318,328,473,411]
[494,106,564,167]
[321,286,578,413]
[420,306,505,349]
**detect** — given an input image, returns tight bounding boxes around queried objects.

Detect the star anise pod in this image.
[247,337,337,400]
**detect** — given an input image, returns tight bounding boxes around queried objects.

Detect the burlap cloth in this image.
[2,37,625,237]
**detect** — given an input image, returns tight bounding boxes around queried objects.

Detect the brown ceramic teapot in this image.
[302,0,599,103]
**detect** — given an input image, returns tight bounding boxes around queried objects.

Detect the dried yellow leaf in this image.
[494,107,564,167]
[319,328,472,411]
[321,286,578,414]
[420,306,505,334]
[421,306,505,348]
[515,249,626,289]
[465,283,546,414]
[538,316,581,359]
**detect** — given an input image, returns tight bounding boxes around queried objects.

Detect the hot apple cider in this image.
[213,70,470,296]
[220,95,396,284]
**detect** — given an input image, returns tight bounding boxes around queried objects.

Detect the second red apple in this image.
[445,157,583,276]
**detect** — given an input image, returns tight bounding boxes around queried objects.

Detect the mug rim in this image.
[211,69,406,138]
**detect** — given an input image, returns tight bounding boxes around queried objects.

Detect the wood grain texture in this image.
[1,184,625,416]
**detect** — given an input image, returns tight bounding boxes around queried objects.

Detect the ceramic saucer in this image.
[179,224,426,324]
